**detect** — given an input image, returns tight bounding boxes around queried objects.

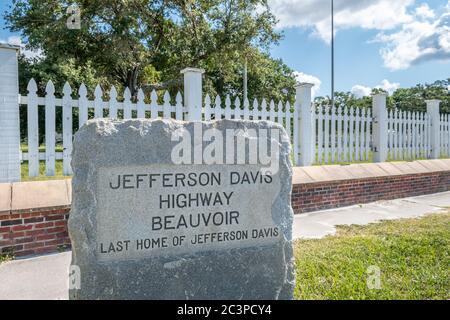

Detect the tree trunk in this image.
[126,66,140,99]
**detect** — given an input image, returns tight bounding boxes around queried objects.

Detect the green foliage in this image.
[5,0,449,146]
[140,64,162,87]
[0,253,13,264]
[21,160,67,182]
[294,213,450,300]
[6,0,294,102]
[390,79,450,113]
[315,79,450,114]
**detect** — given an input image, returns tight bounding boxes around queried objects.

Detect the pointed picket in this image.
[261,99,268,120]
[420,113,425,158]
[388,109,393,159]
[293,102,299,164]
[330,106,336,163]
[343,106,349,162]
[391,110,396,160]
[94,84,103,118]
[446,114,450,156]
[62,82,73,175]
[412,112,417,159]
[269,100,275,122]
[224,95,232,119]
[349,107,355,162]
[45,80,56,176]
[390,109,395,159]
[234,97,241,119]
[27,79,39,177]
[426,113,431,158]
[277,101,283,126]
[400,111,406,160]
[407,111,412,160]
[324,106,330,163]
[123,88,132,119]
[137,89,146,118]
[163,91,171,119]
[109,86,118,119]
[317,105,323,164]
[78,83,88,127]
[355,108,361,161]
[176,92,183,120]
[243,98,250,120]
[285,101,291,140]
[150,90,158,119]
[337,106,343,162]
[214,95,223,119]
[311,104,317,163]
[204,94,212,121]
[420,112,424,158]
[252,99,259,120]
[365,108,371,161]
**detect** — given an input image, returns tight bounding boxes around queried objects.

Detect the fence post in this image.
[372,93,388,162]
[0,44,21,183]
[181,68,205,121]
[296,83,314,166]
[426,99,441,159]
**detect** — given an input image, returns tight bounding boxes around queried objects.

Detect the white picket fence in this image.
[387,110,431,161]
[18,77,450,180]
[313,105,372,164]
[0,45,449,182]
[19,78,299,178]
[441,113,450,157]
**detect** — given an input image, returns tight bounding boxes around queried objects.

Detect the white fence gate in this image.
[387,110,431,161]
[313,105,372,164]
[0,44,448,182]
[441,113,450,157]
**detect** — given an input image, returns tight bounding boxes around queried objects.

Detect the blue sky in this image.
[1,0,449,97]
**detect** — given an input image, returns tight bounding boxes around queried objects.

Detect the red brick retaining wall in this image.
[1,160,450,257]
[292,171,450,214]
[0,207,70,257]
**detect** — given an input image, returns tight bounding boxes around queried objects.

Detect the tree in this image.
[390,79,449,113]
[314,79,449,114]
[5,0,295,101]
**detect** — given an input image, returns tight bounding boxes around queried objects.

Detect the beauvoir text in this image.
[106,170,274,231]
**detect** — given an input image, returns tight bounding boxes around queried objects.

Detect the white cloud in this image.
[374,9,450,70]
[375,79,400,94]
[268,0,414,42]
[351,79,400,97]
[268,0,450,70]
[351,85,372,98]
[293,71,321,97]
[415,3,435,19]
[0,36,43,60]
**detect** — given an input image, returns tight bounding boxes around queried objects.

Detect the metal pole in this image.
[331,0,334,110]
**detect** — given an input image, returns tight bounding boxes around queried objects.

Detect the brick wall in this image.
[0,206,71,257]
[1,164,450,258]
[292,171,450,214]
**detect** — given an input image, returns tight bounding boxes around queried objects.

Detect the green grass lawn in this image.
[294,212,450,300]
[21,160,69,182]
[20,144,64,153]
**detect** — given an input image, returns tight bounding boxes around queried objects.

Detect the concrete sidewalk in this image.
[293,191,450,239]
[1,191,449,300]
